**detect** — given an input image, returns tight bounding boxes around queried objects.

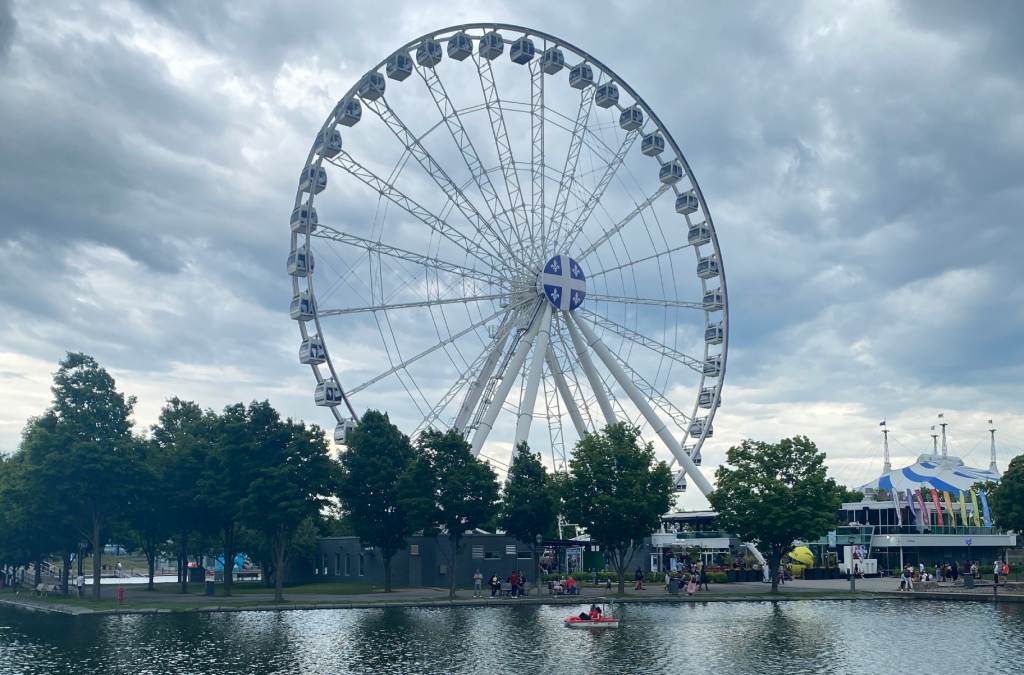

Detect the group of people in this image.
[549,575,579,595]
[663,561,710,595]
[899,559,1012,591]
[575,604,604,621]
[474,569,529,598]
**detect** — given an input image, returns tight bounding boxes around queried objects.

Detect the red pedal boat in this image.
[563,615,620,628]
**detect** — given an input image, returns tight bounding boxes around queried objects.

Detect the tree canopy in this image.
[499,443,558,583]
[564,423,673,594]
[709,436,843,592]
[989,454,1024,534]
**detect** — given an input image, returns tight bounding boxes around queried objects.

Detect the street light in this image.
[848,536,856,592]
[535,534,543,589]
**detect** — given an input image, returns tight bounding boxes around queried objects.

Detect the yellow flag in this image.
[970,490,982,527]
[942,491,955,527]
[958,491,969,528]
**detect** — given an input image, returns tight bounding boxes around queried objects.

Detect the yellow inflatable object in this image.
[787,546,814,566]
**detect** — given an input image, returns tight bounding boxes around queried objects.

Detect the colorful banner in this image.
[893,490,903,526]
[970,490,982,527]
[915,489,930,527]
[929,488,944,528]
[978,489,992,528]
[942,491,956,527]
[905,488,918,525]
[958,491,969,527]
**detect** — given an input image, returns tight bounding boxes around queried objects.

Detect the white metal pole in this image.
[545,346,589,439]
[454,315,514,431]
[513,303,554,451]
[565,316,617,427]
[470,313,544,456]
[571,314,715,496]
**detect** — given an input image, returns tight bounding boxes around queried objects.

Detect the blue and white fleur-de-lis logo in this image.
[541,254,586,312]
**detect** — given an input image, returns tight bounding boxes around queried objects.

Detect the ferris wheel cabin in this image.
[299,335,327,365]
[314,128,342,158]
[447,31,473,60]
[569,63,594,89]
[540,47,565,74]
[704,321,723,345]
[689,417,713,437]
[299,165,327,194]
[703,289,724,311]
[287,245,314,277]
[314,379,344,407]
[659,161,684,184]
[290,292,315,321]
[386,52,413,81]
[641,132,665,156]
[696,255,719,279]
[509,36,535,64]
[335,99,362,127]
[416,39,443,67]
[675,191,699,215]
[673,468,687,492]
[703,356,721,378]
[334,419,357,444]
[698,386,720,409]
[688,224,711,247]
[595,82,619,108]
[290,203,318,233]
[619,106,643,131]
[357,72,386,100]
[479,31,504,59]
[684,445,702,466]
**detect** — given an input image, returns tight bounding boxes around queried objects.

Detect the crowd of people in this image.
[477,569,530,598]
[898,559,1012,591]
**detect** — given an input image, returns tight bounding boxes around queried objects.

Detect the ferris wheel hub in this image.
[539,254,587,312]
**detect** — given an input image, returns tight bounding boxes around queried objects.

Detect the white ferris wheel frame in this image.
[289,22,728,499]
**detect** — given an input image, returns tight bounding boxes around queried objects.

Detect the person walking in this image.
[699,563,710,591]
[489,574,500,598]
[634,567,644,591]
[76,573,85,599]
[993,560,1001,587]
[473,569,483,598]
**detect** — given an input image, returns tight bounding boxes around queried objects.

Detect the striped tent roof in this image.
[858,454,1000,494]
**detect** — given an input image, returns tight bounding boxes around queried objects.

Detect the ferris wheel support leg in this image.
[545,347,589,439]
[470,311,544,457]
[571,314,715,497]
[513,304,554,452]
[454,317,514,432]
[565,317,617,427]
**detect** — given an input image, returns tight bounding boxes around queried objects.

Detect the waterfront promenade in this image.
[3,577,1021,616]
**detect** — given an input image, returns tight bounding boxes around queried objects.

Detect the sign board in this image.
[964,537,972,546]
[827,531,837,548]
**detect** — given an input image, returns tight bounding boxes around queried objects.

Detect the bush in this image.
[708,572,727,584]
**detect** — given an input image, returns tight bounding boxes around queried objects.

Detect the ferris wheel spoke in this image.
[312,225,509,288]
[513,303,554,450]
[560,128,640,252]
[529,60,545,261]
[544,345,588,439]
[346,301,523,397]
[564,314,617,427]
[578,309,704,374]
[415,64,522,247]
[570,313,713,496]
[548,87,595,253]
[325,152,504,272]
[575,184,672,262]
[318,293,508,317]
[473,55,530,241]
[586,293,707,311]
[452,312,518,431]
[552,321,597,432]
[587,242,690,280]
[360,96,528,268]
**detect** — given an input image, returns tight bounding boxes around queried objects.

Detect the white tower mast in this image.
[930,426,939,454]
[988,419,998,473]
[938,413,948,457]
[881,421,891,474]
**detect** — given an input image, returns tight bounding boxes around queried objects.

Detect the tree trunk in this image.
[61,550,71,595]
[769,548,780,594]
[91,514,102,601]
[533,546,540,592]
[612,549,625,595]
[273,533,287,602]
[178,532,189,594]
[384,552,393,593]
[33,554,42,587]
[222,524,236,597]
[448,535,458,599]
[146,546,156,591]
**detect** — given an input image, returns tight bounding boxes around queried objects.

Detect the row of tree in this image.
[0,353,336,601]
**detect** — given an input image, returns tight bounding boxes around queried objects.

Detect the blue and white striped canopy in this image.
[858,455,1000,494]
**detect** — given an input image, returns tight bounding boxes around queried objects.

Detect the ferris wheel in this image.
[288,23,727,498]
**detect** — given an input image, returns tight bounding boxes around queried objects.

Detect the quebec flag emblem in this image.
[541,254,586,312]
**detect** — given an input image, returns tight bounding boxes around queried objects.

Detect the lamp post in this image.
[848,536,857,592]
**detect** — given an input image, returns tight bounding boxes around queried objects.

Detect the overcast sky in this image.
[1,0,1021,508]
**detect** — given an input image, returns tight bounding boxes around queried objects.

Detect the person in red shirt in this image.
[565,576,577,595]
[588,604,602,620]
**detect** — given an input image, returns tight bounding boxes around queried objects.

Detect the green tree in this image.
[989,455,1024,533]
[837,486,865,503]
[336,410,415,592]
[564,423,673,594]
[48,353,138,600]
[710,436,843,593]
[151,398,213,594]
[407,429,499,599]
[126,438,172,591]
[240,417,337,601]
[498,443,558,584]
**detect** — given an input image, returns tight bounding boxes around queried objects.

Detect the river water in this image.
[1,599,1021,674]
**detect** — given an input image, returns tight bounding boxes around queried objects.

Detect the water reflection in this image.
[1,600,1022,674]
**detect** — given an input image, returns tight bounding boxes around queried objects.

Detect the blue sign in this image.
[541,254,586,312]
[964,537,972,546]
